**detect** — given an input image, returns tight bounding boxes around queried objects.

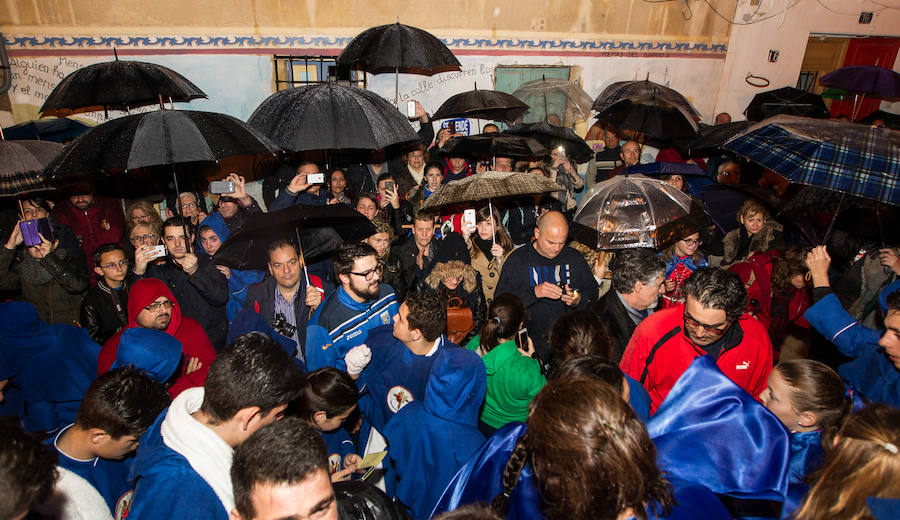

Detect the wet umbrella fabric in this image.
[744,87,829,121]
[619,162,713,197]
[0,140,63,197]
[248,83,419,152]
[420,170,561,211]
[44,109,279,189]
[432,89,529,122]
[683,121,754,156]
[592,79,701,120]
[503,122,593,163]
[337,22,460,76]
[440,134,547,160]
[512,78,594,123]
[820,65,900,98]
[595,96,698,141]
[40,59,206,117]
[573,175,698,250]
[723,115,900,206]
[213,204,376,271]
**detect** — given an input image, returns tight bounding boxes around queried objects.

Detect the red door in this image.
[828,37,900,120]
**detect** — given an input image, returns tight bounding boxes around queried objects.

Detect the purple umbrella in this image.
[820,65,900,98]
[820,65,900,121]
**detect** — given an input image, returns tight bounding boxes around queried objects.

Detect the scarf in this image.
[161,387,234,513]
[472,235,494,259]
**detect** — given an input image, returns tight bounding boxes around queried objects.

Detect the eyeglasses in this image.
[130,234,157,244]
[100,260,130,270]
[681,238,701,246]
[144,300,174,312]
[181,202,198,209]
[683,312,730,337]
[349,264,383,280]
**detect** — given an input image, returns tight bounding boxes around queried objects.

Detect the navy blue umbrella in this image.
[619,162,713,197]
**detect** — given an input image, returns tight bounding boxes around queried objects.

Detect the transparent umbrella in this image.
[572,175,699,250]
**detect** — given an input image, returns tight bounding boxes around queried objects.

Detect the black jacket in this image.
[145,254,228,350]
[244,275,313,357]
[80,274,138,345]
[592,290,640,362]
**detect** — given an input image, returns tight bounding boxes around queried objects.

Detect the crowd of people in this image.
[1,107,900,520]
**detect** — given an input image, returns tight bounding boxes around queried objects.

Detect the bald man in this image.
[495,211,598,364]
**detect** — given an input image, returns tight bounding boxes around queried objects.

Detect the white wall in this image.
[715,0,900,120]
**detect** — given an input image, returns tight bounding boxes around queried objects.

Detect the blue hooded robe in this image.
[384,348,486,520]
[0,301,100,434]
[111,327,182,383]
[127,410,228,520]
[198,213,264,321]
[804,289,900,407]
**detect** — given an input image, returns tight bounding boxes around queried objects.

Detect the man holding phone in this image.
[268,161,329,210]
[211,173,262,233]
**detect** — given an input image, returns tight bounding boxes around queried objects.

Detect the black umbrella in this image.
[592,79,701,120]
[503,122,593,163]
[683,121,754,156]
[432,89,529,123]
[744,87,828,122]
[441,134,547,160]
[595,96,698,141]
[336,22,460,105]
[248,83,419,153]
[213,204,376,271]
[0,140,62,197]
[40,53,206,117]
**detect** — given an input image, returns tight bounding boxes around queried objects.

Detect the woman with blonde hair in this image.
[715,198,783,267]
[792,404,900,520]
[124,199,163,233]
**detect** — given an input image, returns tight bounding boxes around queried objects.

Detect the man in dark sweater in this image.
[495,211,598,364]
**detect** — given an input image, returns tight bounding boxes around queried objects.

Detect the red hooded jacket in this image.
[53,196,125,283]
[620,304,773,414]
[98,278,216,398]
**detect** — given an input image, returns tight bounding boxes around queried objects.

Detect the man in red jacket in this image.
[53,192,125,284]
[98,278,216,398]
[620,267,772,413]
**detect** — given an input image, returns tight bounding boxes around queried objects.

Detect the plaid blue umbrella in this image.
[723,115,900,206]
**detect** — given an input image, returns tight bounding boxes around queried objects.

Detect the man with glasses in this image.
[621,267,773,413]
[98,277,217,398]
[81,243,137,344]
[135,217,229,350]
[305,242,399,371]
[245,239,324,363]
[593,248,666,362]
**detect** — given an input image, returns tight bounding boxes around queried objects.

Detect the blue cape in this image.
[647,356,790,505]
[112,327,182,383]
[0,301,100,433]
[384,347,486,520]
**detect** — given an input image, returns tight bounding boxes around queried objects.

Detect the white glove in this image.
[344,344,372,376]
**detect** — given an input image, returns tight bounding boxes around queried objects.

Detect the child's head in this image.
[294,367,359,432]
[75,367,171,459]
[760,359,850,439]
[793,404,900,520]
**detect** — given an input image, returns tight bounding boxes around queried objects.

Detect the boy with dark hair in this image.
[0,418,58,520]
[230,417,336,520]
[128,332,304,520]
[49,367,170,518]
[305,241,398,371]
[344,288,449,493]
[81,242,137,344]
